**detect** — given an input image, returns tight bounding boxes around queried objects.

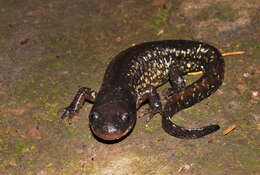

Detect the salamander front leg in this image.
[61,87,97,120]
[137,86,162,123]
[163,67,185,98]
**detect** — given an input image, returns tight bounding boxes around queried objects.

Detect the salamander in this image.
[61,40,224,140]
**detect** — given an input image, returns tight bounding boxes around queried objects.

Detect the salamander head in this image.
[89,100,136,141]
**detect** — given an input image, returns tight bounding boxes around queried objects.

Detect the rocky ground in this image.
[0,0,259,174]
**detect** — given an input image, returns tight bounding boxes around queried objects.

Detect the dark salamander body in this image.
[61,40,224,140]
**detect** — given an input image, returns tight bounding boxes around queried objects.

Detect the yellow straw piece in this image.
[223,124,237,135]
[222,51,245,56]
[187,71,203,75]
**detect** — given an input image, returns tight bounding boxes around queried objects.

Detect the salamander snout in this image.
[89,111,135,141]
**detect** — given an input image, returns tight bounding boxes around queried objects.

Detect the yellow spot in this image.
[91,92,96,98]
[152,74,157,79]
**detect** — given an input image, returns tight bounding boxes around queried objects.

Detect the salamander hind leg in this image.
[60,87,97,120]
[163,67,185,98]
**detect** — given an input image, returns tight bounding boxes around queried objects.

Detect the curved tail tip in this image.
[185,124,220,139]
[163,122,220,139]
[206,124,220,132]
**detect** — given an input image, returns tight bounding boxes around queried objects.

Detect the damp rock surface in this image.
[0,0,259,174]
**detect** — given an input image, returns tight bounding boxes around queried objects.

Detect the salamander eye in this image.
[121,113,129,121]
[90,112,99,120]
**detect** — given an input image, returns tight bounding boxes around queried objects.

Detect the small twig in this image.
[156,29,164,36]
[222,51,245,56]
[187,71,203,75]
[223,124,237,135]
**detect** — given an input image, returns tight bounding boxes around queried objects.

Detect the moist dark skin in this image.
[61,40,224,140]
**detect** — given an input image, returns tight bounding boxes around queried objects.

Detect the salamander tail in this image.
[162,116,220,139]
